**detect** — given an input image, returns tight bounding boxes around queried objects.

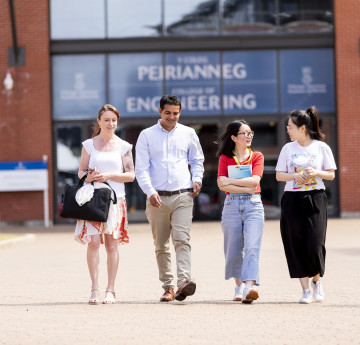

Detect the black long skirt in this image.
[280,189,327,278]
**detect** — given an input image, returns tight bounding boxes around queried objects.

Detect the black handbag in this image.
[60,174,117,222]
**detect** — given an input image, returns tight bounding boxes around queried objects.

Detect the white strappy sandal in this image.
[103,290,116,304]
[88,289,99,305]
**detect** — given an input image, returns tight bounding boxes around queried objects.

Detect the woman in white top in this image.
[276,106,336,304]
[75,104,135,305]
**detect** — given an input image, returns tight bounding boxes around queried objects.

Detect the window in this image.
[52,55,106,119]
[279,49,335,112]
[56,126,82,173]
[50,0,105,39]
[223,50,278,114]
[279,0,333,32]
[50,0,334,39]
[164,0,219,35]
[107,0,162,37]
[56,124,82,222]
[222,0,276,34]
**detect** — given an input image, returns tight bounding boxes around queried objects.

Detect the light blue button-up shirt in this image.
[135,120,205,197]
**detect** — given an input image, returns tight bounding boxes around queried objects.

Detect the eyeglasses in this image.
[237,131,254,138]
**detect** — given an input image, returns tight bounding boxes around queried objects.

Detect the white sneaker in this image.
[233,283,245,301]
[242,284,259,304]
[299,289,313,304]
[312,280,325,302]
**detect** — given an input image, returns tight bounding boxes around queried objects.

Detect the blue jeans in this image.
[221,194,264,284]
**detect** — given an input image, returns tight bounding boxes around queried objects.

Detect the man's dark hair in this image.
[159,94,181,110]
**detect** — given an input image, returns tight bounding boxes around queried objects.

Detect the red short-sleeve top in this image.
[217,151,264,194]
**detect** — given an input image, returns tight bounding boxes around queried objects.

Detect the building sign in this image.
[165,52,221,115]
[223,50,278,114]
[109,53,163,117]
[52,55,106,119]
[0,160,50,227]
[0,161,48,192]
[280,49,335,112]
[109,51,279,116]
[52,49,335,118]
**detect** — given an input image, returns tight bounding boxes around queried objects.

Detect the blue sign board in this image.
[109,51,279,117]
[165,52,221,115]
[0,161,47,170]
[0,160,50,226]
[109,53,163,117]
[0,161,48,192]
[52,49,335,118]
[280,49,335,112]
[223,50,278,114]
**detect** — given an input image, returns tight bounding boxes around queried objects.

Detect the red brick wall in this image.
[0,0,53,223]
[334,1,360,216]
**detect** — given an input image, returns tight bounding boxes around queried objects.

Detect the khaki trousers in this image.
[145,192,194,289]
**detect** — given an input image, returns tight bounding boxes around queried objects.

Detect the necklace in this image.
[232,148,252,166]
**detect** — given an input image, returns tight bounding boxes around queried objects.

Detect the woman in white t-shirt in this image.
[75,104,135,305]
[276,106,336,304]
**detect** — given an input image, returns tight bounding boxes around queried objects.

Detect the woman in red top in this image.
[216,120,264,303]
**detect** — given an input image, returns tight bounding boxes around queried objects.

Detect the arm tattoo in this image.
[123,149,134,172]
[124,150,132,157]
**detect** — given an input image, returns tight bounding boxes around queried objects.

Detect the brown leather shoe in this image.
[160,287,175,302]
[175,281,196,301]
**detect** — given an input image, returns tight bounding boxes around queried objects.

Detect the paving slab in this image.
[0,219,359,345]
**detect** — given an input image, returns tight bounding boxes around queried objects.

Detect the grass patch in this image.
[0,234,22,241]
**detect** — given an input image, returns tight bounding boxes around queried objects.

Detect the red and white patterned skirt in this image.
[74,197,129,245]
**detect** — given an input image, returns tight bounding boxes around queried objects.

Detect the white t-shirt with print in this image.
[83,138,132,197]
[276,140,337,192]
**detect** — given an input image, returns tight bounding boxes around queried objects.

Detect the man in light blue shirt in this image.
[135,95,204,302]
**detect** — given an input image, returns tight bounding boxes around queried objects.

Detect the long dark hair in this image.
[289,106,325,141]
[215,120,250,157]
[92,104,120,137]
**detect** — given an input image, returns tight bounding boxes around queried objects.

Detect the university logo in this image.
[287,67,327,95]
[60,73,99,100]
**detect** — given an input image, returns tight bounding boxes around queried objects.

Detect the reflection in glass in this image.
[107,0,162,37]
[194,125,221,220]
[251,123,277,147]
[50,0,105,39]
[165,0,219,35]
[56,125,82,222]
[57,126,82,173]
[261,161,280,219]
[279,0,333,32]
[222,0,276,33]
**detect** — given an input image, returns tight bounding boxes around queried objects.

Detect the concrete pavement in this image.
[0,218,359,345]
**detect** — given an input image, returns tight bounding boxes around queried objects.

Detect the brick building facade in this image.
[0,0,53,223]
[334,0,360,216]
[0,0,359,224]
